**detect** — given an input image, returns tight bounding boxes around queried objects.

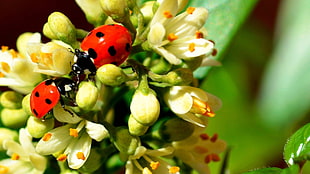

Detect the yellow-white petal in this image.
[85,121,109,141]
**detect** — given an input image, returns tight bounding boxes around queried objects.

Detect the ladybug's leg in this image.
[59,98,75,116]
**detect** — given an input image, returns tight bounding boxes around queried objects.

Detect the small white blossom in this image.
[164,86,222,127]
[148,0,215,65]
[0,129,47,174]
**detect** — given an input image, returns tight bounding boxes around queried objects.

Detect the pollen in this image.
[40,52,53,66]
[150,161,160,170]
[194,146,209,154]
[186,7,196,14]
[1,62,10,73]
[42,133,52,141]
[69,128,79,138]
[57,154,67,162]
[205,153,220,164]
[76,152,86,160]
[9,50,18,58]
[191,96,215,117]
[168,33,178,42]
[200,133,209,140]
[11,153,20,160]
[0,165,9,174]
[169,166,180,173]
[30,53,40,63]
[188,43,196,52]
[195,31,204,39]
[163,11,173,18]
[0,72,5,78]
[210,133,218,142]
[1,46,8,52]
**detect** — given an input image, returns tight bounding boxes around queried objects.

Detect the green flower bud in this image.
[44,12,78,48]
[1,108,29,129]
[0,91,23,109]
[164,68,193,85]
[113,127,140,155]
[128,114,149,136]
[22,94,32,115]
[26,116,54,138]
[0,128,18,151]
[130,88,160,126]
[100,0,127,22]
[76,81,99,110]
[75,0,107,27]
[159,117,195,142]
[96,64,129,86]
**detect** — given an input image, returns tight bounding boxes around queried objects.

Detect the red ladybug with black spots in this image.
[71,24,132,77]
[30,77,76,119]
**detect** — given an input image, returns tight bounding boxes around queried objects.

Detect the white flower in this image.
[0,128,47,174]
[35,115,109,169]
[0,46,42,94]
[27,33,74,76]
[125,146,180,174]
[148,0,215,65]
[164,86,222,127]
[172,125,226,174]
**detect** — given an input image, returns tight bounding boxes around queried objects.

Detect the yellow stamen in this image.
[9,49,18,58]
[169,166,180,173]
[11,153,20,160]
[188,43,196,52]
[69,128,79,138]
[150,161,160,170]
[42,133,52,141]
[1,62,10,73]
[186,7,196,14]
[1,46,8,52]
[163,11,173,18]
[40,52,53,66]
[30,53,40,63]
[194,146,209,154]
[191,96,215,117]
[195,31,204,39]
[168,33,178,42]
[76,152,86,160]
[0,165,9,174]
[0,72,5,78]
[57,154,67,162]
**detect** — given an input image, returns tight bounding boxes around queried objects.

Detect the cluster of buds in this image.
[0,0,226,174]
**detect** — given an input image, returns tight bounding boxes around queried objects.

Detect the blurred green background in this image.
[1,0,310,173]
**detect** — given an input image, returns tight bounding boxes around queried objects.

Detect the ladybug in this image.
[30,77,77,119]
[79,24,132,68]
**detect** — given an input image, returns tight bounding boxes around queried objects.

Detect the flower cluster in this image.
[0,0,226,173]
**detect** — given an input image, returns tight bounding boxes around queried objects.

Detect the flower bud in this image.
[16,32,34,57]
[159,118,195,142]
[100,0,127,22]
[44,12,78,47]
[113,127,140,155]
[96,64,129,86]
[76,81,99,110]
[1,108,29,129]
[26,116,55,138]
[128,115,149,136]
[75,0,107,26]
[0,128,18,151]
[162,68,193,85]
[130,88,160,126]
[140,1,156,24]
[0,91,23,109]
[22,94,33,115]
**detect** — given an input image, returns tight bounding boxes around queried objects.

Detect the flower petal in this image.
[150,0,178,26]
[148,23,166,46]
[85,121,109,141]
[164,86,193,114]
[53,104,82,124]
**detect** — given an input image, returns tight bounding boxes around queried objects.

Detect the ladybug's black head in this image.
[71,49,97,76]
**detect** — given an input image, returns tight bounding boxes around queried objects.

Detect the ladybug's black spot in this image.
[35,91,40,97]
[45,98,52,105]
[33,109,38,116]
[96,32,104,38]
[125,43,131,52]
[88,48,98,59]
[108,46,117,56]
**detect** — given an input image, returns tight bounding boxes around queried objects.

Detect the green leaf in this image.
[257,0,310,126]
[189,0,258,78]
[284,123,310,166]
[242,165,299,174]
